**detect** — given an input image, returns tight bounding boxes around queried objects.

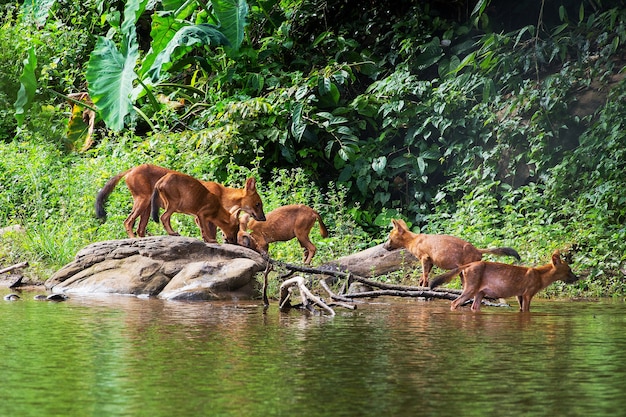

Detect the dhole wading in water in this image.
[237,204,329,264]
[383,218,521,287]
[429,250,579,312]
[94,164,265,238]
[150,172,240,244]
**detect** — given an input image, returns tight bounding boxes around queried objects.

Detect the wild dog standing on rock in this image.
[429,250,578,312]
[383,218,521,287]
[95,164,265,238]
[237,204,329,264]
[150,172,240,244]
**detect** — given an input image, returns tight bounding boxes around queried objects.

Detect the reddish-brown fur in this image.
[429,251,579,312]
[237,204,329,264]
[150,172,240,244]
[95,164,265,238]
[383,218,521,287]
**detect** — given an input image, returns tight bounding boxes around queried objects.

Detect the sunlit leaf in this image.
[14,46,37,126]
[21,0,56,26]
[291,102,306,142]
[371,156,387,174]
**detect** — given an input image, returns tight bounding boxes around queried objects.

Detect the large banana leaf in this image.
[139,0,198,78]
[86,37,139,131]
[85,0,141,131]
[212,0,248,53]
[146,23,229,83]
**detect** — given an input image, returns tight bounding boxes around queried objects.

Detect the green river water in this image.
[1,288,625,417]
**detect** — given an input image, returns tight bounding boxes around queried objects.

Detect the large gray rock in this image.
[321,243,419,277]
[46,236,266,300]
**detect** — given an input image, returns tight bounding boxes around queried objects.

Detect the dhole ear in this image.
[245,177,257,193]
[391,218,406,234]
[552,250,562,265]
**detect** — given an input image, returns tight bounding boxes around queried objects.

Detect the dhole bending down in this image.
[95,164,265,238]
[150,172,240,244]
[383,218,521,287]
[237,204,329,264]
[429,250,579,312]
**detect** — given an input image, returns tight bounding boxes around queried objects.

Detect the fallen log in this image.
[269,258,466,299]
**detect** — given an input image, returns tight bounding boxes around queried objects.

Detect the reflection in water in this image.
[1,290,626,417]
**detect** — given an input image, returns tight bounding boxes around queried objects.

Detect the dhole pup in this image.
[429,250,578,312]
[150,172,240,244]
[384,218,520,287]
[237,204,329,264]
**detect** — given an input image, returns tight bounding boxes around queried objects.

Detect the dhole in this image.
[237,204,329,264]
[429,251,579,312]
[150,172,240,244]
[95,164,265,238]
[383,218,521,287]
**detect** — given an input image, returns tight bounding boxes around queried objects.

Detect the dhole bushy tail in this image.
[315,210,329,238]
[150,188,161,223]
[95,169,131,220]
[429,268,462,289]
[479,247,521,261]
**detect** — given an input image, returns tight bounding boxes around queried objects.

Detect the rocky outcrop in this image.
[45,236,266,301]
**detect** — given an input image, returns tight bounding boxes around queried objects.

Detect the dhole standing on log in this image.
[429,250,579,312]
[150,172,240,244]
[94,164,265,238]
[237,204,329,264]
[383,218,521,287]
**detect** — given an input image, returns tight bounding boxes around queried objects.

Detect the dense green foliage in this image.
[0,0,625,296]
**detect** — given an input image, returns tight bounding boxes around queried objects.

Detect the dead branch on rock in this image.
[344,289,461,301]
[0,261,29,275]
[279,276,336,316]
[269,258,463,296]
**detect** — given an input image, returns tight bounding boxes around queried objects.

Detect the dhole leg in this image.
[124,199,150,238]
[160,210,180,236]
[135,210,150,237]
[471,292,484,311]
[450,290,474,310]
[298,236,317,265]
[123,207,142,238]
[519,296,532,312]
[206,222,218,242]
[123,214,138,238]
[195,216,217,243]
[420,259,433,287]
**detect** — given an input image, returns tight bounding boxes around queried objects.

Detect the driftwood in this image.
[267,257,509,315]
[0,261,29,275]
[279,276,336,316]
